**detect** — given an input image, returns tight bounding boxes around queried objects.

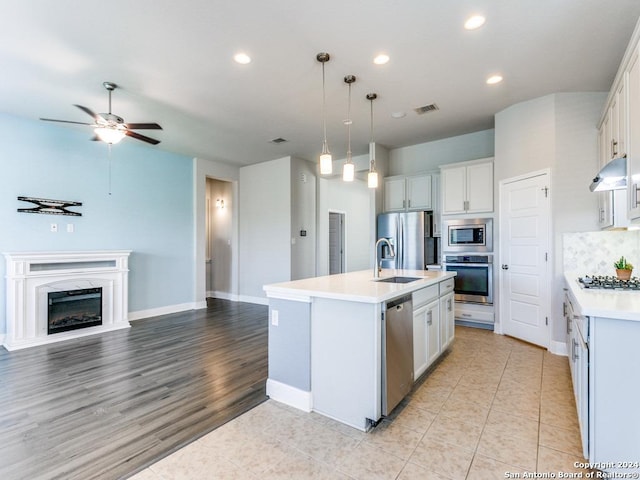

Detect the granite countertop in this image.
[264,269,456,304]
[565,272,640,321]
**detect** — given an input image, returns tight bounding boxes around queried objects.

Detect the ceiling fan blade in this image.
[40,118,94,126]
[125,130,161,145]
[74,104,100,121]
[125,122,163,130]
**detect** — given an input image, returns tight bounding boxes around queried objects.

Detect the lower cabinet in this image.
[440,292,455,351]
[413,279,455,381]
[413,299,439,379]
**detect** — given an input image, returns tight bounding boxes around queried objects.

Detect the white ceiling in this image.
[2,1,640,167]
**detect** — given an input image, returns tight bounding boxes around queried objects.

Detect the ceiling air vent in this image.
[414,103,439,115]
[270,137,288,144]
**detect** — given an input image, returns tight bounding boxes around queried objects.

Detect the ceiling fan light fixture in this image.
[94,126,126,144]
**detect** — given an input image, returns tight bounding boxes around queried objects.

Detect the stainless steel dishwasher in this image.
[382,294,414,416]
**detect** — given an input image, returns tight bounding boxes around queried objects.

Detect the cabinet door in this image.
[598,124,614,228]
[413,305,428,380]
[384,178,406,212]
[440,292,455,351]
[441,166,467,214]
[466,162,494,213]
[628,46,640,220]
[407,174,432,210]
[431,174,441,237]
[425,300,440,367]
[617,80,627,157]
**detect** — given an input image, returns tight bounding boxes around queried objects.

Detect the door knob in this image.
[501,264,509,270]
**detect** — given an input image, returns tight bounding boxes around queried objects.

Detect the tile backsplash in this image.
[563,230,640,274]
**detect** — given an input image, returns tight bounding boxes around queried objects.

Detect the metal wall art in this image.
[17,196,82,216]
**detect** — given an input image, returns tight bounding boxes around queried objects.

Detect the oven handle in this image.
[444,263,491,268]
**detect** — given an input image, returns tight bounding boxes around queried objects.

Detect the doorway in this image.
[206,177,233,298]
[499,169,551,348]
[329,211,345,274]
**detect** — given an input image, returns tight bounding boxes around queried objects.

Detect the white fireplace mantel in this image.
[3,250,131,351]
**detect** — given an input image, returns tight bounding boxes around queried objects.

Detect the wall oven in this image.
[444,218,493,252]
[443,254,493,305]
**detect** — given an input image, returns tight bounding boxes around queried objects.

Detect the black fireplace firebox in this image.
[48,287,103,334]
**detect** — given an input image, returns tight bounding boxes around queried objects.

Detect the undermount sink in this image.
[375,276,421,284]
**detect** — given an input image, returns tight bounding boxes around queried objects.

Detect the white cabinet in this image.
[439,291,455,352]
[412,299,439,380]
[384,174,432,212]
[412,279,454,381]
[431,173,442,237]
[440,159,493,214]
[564,282,640,472]
[628,45,640,220]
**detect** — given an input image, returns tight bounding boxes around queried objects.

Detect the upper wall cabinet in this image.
[384,173,432,212]
[628,44,640,220]
[440,159,494,215]
[598,17,640,222]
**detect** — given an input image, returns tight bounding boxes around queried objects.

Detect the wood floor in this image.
[0,298,269,480]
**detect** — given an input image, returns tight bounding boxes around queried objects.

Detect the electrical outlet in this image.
[50,223,58,233]
[271,309,279,326]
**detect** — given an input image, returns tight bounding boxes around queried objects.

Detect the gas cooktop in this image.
[578,275,640,290]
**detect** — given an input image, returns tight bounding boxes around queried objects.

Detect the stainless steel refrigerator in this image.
[376,211,437,270]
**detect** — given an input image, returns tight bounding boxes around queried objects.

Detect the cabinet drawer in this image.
[413,285,439,309]
[439,278,454,295]
[455,304,494,323]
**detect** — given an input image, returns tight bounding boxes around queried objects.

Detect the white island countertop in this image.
[565,273,640,321]
[264,269,456,304]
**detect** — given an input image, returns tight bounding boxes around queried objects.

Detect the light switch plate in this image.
[271,310,279,326]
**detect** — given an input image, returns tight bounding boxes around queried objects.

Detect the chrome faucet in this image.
[374,238,395,278]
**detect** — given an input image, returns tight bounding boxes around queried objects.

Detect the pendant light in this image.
[367,93,379,189]
[317,53,332,175]
[342,75,356,182]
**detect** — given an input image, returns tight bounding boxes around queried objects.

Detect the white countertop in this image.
[564,273,640,321]
[264,269,456,304]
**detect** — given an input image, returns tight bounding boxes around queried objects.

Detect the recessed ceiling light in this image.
[234,52,251,64]
[373,54,390,65]
[464,15,486,30]
[391,111,406,119]
[486,74,503,85]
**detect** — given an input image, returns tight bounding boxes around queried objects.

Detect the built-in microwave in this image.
[444,218,493,252]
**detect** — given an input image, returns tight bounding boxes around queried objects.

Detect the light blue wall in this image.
[0,113,195,334]
[388,129,495,175]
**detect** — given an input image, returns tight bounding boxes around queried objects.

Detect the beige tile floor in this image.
[130,326,590,480]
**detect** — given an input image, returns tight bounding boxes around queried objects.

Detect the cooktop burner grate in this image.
[578,275,640,290]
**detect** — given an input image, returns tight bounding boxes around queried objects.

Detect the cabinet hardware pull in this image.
[447,299,452,311]
[634,183,640,209]
[427,311,432,325]
[501,264,509,270]
[612,139,618,157]
[563,302,567,317]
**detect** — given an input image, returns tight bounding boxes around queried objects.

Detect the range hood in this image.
[589,156,627,192]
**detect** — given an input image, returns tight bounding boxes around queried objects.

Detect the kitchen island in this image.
[263,269,456,431]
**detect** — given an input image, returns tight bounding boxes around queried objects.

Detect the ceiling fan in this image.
[40,82,162,145]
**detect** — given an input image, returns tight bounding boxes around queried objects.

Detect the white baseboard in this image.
[550,339,568,357]
[129,302,199,321]
[266,378,312,412]
[238,295,269,306]
[208,291,240,302]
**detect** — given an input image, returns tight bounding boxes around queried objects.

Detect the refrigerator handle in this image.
[398,216,403,269]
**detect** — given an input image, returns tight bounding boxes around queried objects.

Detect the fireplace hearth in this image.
[48,287,103,334]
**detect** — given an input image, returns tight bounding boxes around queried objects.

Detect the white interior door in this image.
[499,171,550,348]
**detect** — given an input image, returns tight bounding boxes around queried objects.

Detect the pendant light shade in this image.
[317,53,332,175]
[342,75,356,182]
[367,93,379,189]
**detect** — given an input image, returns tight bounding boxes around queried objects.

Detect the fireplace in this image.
[4,250,131,350]
[48,287,103,334]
